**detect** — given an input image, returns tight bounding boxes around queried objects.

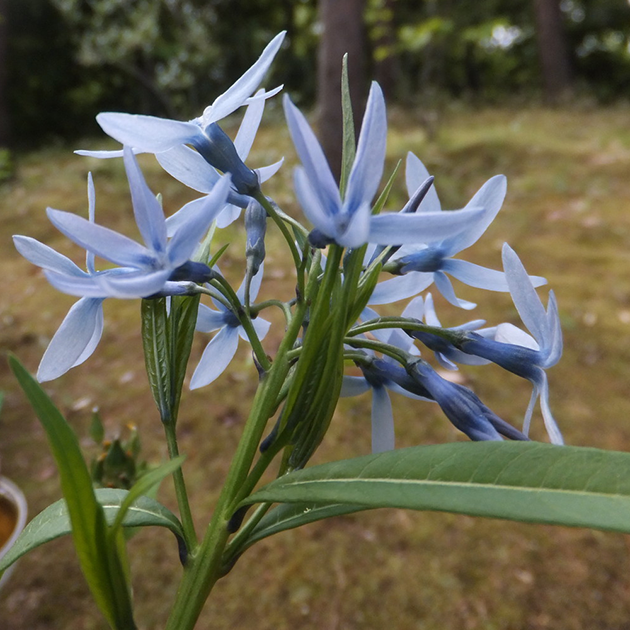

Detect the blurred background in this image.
[2,1,630,629]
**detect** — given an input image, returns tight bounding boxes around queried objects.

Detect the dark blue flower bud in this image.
[192,123,259,196]
[245,200,267,276]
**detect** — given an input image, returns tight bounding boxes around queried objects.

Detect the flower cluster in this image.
[15,31,564,463]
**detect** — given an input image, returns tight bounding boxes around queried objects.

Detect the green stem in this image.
[164,422,197,547]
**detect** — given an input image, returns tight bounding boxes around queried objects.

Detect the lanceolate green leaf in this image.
[0,489,185,573]
[242,503,367,551]
[9,357,135,629]
[339,53,355,199]
[141,297,171,423]
[243,442,630,534]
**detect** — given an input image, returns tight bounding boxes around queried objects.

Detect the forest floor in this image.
[2,103,630,629]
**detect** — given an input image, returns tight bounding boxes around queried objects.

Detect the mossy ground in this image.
[2,104,630,629]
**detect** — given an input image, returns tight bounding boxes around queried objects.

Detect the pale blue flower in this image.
[190,266,271,389]
[38,147,231,299]
[13,174,104,381]
[77,32,286,196]
[342,313,429,453]
[371,153,546,309]
[284,84,485,249]
[458,244,563,444]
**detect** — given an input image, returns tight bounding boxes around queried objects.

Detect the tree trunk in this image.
[317,0,367,181]
[533,0,573,102]
[373,0,399,101]
[0,0,9,146]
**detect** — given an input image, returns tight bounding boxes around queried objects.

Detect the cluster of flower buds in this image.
[14,31,563,470]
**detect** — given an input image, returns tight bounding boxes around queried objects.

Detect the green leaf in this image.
[0,489,186,573]
[243,442,630,534]
[168,294,200,421]
[371,159,401,216]
[243,503,367,550]
[9,357,135,629]
[141,297,171,423]
[339,53,355,199]
[110,457,185,536]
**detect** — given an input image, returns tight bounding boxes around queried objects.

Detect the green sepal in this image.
[339,53,356,199]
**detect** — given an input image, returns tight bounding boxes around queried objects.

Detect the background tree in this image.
[317,0,367,181]
[533,0,573,101]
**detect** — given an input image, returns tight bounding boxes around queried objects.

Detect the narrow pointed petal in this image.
[37,298,104,382]
[368,207,484,245]
[371,385,395,452]
[86,173,96,273]
[166,196,217,238]
[539,375,564,445]
[344,82,387,212]
[337,203,372,249]
[167,176,231,266]
[216,204,242,228]
[284,95,341,214]
[47,208,156,268]
[422,293,441,326]
[494,323,539,350]
[369,273,433,305]
[203,32,286,124]
[13,235,86,276]
[236,264,264,302]
[405,152,441,213]
[434,271,476,310]
[340,376,371,397]
[234,90,265,158]
[157,145,221,194]
[95,268,172,299]
[443,175,507,254]
[196,304,228,333]
[250,316,272,340]
[190,326,240,389]
[293,167,335,236]
[45,270,116,297]
[123,147,167,254]
[97,113,204,152]
[441,259,510,291]
[75,149,127,159]
[545,291,563,367]
[502,244,549,347]
[256,158,284,183]
[243,84,283,105]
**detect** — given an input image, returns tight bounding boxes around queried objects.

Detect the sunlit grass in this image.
[2,105,630,629]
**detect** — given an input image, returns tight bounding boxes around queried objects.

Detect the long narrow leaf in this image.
[0,489,185,573]
[243,442,630,534]
[9,357,135,628]
[339,54,355,198]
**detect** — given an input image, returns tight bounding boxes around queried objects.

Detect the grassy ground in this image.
[2,104,630,629]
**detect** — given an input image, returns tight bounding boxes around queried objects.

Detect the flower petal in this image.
[37,297,104,382]
[371,385,395,452]
[45,270,117,297]
[167,175,231,267]
[369,273,433,305]
[442,175,507,254]
[96,113,204,153]
[46,208,156,268]
[13,235,86,277]
[234,89,265,159]
[368,207,484,245]
[256,158,284,183]
[344,82,387,213]
[202,32,286,124]
[340,375,371,397]
[190,325,240,389]
[123,147,167,255]
[405,152,441,213]
[196,304,228,333]
[95,268,173,299]
[502,244,549,347]
[434,271,476,310]
[284,95,341,215]
[157,145,221,194]
[441,259,510,291]
[293,167,335,237]
[337,203,372,249]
